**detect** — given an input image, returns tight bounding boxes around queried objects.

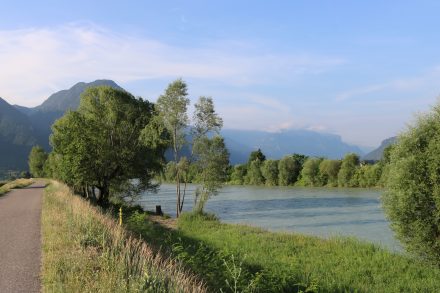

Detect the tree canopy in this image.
[28,145,47,177]
[383,103,440,264]
[49,86,167,204]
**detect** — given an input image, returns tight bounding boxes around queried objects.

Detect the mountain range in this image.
[1,79,372,171]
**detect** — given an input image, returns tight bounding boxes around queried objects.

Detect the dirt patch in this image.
[148,215,177,230]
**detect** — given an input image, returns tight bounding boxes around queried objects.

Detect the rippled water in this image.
[136,184,401,251]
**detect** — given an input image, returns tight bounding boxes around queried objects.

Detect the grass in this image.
[121,210,440,292]
[0,178,34,196]
[41,181,206,293]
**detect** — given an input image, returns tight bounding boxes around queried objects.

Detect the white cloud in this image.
[0,23,345,106]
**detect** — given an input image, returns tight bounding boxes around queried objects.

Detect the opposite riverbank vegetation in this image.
[42,180,440,292]
[161,148,392,189]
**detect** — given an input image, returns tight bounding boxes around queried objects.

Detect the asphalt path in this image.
[0,181,44,293]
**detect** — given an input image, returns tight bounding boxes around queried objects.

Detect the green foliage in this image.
[156,79,189,161]
[156,79,190,217]
[244,160,265,185]
[383,103,440,264]
[191,96,229,214]
[261,159,279,186]
[192,96,223,139]
[300,158,323,187]
[193,136,230,213]
[20,170,31,179]
[355,163,381,188]
[50,86,166,204]
[338,153,360,187]
[319,159,341,187]
[28,145,48,177]
[228,151,384,188]
[278,155,305,186]
[229,164,247,185]
[247,148,266,165]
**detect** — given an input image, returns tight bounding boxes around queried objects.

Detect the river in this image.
[136,183,401,251]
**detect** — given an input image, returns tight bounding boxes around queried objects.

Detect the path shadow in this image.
[17,186,46,189]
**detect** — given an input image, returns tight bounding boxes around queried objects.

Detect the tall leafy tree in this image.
[278,154,306,186]
[261,159,279,186]
[244,160,265,185]
[156,79,190,217]
[383,103,440,264]
[230,164,247,185]
[319,159,341,187]
[248,149,266,165]
[51,86,166,204]
[192,97,229,213]
[193,136,229,213]
[28,145,48,177]
[338,153,360,187]
[300,158,323,186]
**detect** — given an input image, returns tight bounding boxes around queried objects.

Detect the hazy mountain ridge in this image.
[2,79,368,170]
[362,136,397,161]
[222,129,364,163]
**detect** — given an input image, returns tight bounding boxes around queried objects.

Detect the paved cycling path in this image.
[0,181,44,293]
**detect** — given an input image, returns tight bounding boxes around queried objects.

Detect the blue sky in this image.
[1,1,440,147]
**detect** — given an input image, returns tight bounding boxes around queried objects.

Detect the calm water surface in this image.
[136,184,401,251]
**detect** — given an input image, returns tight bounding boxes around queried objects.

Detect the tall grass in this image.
[174,213,440,292]
[0,178,34,196]
[41,181,206,292]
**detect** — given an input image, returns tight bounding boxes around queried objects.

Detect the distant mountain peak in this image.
[35,79,122,113]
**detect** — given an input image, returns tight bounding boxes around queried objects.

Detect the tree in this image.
[230,164,247,185]
[156,79,190,217]
[300,158,323,186]
[261,159,279,186]
[338,153,360,187]
[192,96,229,213]
[193,136,229,213]
[248,149,266,165]
[383,103,440,264]
[278,154,306,186]
[244,160,265,185]
[28,145,48,177]
[51,86,166,204]
[319,159,341,187]
[377,144,394,187]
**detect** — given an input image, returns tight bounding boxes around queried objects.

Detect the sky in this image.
[1,1,440,147]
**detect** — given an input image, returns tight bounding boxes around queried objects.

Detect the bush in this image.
[383,102,440,264]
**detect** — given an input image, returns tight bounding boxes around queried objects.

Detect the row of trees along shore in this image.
[28,79,230,217]
[163,147,393,188]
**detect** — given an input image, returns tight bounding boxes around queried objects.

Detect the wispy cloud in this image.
[335,67,440,102]
[0,23,345,106]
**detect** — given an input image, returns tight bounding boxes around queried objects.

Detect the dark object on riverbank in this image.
[156,205,163,216]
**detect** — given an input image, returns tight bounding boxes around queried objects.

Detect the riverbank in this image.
[41,181,206,292]
[124,209,440,292]
[42,181,440,292]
